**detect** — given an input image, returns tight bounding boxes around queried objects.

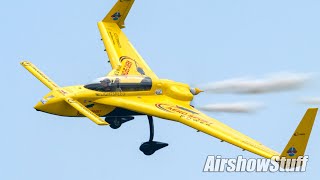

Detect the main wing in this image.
[95,96,280,159]
[98,0,158,79]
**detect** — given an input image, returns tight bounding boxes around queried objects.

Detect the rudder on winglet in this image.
[102,0,135,29]
[280,108,318,161]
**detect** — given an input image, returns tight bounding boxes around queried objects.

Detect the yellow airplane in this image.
[21,0,317,162]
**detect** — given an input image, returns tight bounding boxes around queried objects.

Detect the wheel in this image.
[140,142,156,156]
[106,117,122,129]
[110,122,121,129]
[142,148,156,156]
[139,141,168,156]
[112,118,122,128]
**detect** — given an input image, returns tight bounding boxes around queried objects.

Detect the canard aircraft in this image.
[21,0,317,162]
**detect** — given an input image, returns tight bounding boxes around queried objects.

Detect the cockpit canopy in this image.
[84,76,152,92]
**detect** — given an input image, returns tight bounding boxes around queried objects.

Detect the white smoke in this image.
[202,72,312,94]
[299,97,320,105]
[199,102,264,113]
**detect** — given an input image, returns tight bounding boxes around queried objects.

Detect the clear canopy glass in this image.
[84,76,152,92]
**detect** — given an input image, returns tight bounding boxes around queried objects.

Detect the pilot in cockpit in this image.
[100,78,112,91]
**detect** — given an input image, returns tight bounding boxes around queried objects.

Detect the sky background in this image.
[1,0,320,179]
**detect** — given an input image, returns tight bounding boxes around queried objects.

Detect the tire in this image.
[106,117,122,129]
[143,148,155,156]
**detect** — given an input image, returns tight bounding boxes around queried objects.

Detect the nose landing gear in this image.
[105,117,134,129]
[139,116,168,156]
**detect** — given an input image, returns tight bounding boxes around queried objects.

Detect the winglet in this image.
[102,0,135,29]
[280,108,318,161]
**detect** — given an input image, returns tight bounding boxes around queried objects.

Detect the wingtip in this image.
[307,108,318,114]
[98,122,110,126]
[20,60,31,66]
[308,107,318,110]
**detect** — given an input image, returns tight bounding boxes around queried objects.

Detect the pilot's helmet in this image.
[100,78,111,87]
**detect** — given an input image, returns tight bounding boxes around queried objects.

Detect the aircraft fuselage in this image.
[34,79,194,117]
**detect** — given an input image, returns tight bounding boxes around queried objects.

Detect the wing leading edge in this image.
[98,0,158,79]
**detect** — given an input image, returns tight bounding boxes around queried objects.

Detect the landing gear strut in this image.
[139,116,168,156]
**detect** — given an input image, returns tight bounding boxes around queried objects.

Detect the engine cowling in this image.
[166,85,194,101]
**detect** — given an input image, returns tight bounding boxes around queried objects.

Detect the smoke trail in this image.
[202,72,312,94]
[299,97,320,105]
[199,102,264,113]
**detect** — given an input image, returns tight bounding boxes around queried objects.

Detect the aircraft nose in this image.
[34,101,44,111]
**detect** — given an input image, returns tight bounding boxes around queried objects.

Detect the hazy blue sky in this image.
[1,0,320,179]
